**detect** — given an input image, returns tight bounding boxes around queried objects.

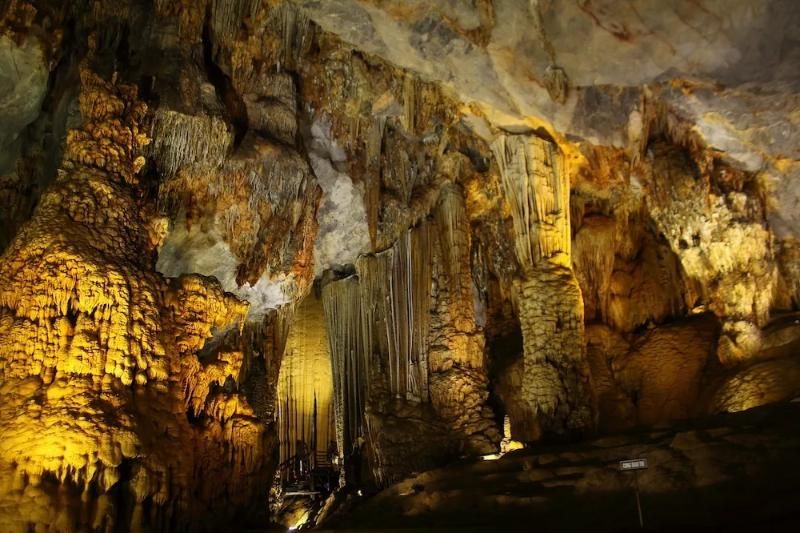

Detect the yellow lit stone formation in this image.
[277,294,335,467]
[3,1,800,530]
[320,188,500,487]
[492,134,594,438]
[0,64,268,531]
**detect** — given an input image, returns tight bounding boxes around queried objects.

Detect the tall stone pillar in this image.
[492,134,594,439]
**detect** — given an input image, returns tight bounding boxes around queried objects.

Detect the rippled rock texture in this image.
[1,0,799,531]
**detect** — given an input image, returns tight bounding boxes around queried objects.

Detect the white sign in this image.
[619,458,648,471]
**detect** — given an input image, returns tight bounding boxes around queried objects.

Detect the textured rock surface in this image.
[0,66,269,531]
[493,133,593,438]
[1,0,800,530]
[321,403,800,531]
[277,293,333,467]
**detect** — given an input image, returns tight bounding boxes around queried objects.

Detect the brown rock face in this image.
[2,0,800,530]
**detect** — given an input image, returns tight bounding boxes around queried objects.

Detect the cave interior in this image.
[1,0,800,531]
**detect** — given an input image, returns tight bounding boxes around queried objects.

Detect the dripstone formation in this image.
[1,0,799,531]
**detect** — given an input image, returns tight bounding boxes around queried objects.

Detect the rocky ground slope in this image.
[321,402,800,531]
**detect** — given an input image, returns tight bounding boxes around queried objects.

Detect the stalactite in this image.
[491,134,570,271]
[408,224,432,400]
[403,73,417,134]
[356,252,392,393]
[355,222,433,401]
[278,3,313,71]
[573,216,616,321]
[276,296,332,469]
[210,0,265,40]
[149,110,232,177]
[365,117,385,251]
[437,182,469,297]
[471,238,489,307]
[322,277,366,467]
[379,125,421,213]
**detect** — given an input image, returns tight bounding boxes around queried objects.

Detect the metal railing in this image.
[278,450,339,495]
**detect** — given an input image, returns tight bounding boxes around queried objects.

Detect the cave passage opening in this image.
[276,291,339,501]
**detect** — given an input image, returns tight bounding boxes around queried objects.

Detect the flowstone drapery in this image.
[322,197,499,485]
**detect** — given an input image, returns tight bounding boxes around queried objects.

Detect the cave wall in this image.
[1,0,800,530]
[0,60,271,530]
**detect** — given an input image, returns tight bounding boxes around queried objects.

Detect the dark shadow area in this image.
[320,402,800,531]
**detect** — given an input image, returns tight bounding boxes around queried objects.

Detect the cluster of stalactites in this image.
[436,182,469,297]
[64,67,150,185]
[149,110,233,177]
[168,277,269,514]
[365,117,385,251]
[209,0,264,40]
[572,211,686,333]
[276,295,334,468]
[322,276,366,463]
[320,220,435,465]
[183,350,244,416]
[156,124,321,288]
[356,221,433,402]
[491,134,570,272]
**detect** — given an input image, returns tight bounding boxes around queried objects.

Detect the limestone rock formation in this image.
[1,0,800,530]
[492,133,593,438]
[0,64,267,531]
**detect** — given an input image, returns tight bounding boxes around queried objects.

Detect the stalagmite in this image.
[427,184,501,454]
[492,134,594,438]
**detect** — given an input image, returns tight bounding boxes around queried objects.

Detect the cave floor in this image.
[317,403,800,531]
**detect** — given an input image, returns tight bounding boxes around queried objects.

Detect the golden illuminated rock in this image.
[2,1,800,530]
[0,64,268,531]
[277,294,335,466]
[492,133,594,438]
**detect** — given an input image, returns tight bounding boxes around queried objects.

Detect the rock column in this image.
[492,134,594,438]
